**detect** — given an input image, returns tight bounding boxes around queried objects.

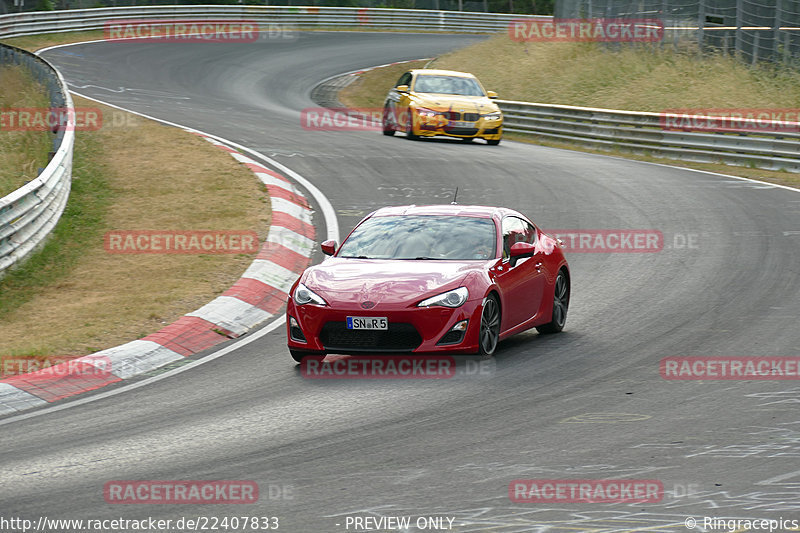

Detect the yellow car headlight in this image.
[416,107,440,118]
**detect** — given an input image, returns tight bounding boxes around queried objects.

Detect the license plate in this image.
[346,317,388,330]
[450,120,474,128]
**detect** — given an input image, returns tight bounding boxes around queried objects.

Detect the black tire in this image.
[536,269,569,334]
[486,138,501,146]
[478,295,501,357]
[382,106,395,136]
[406,111,419,140]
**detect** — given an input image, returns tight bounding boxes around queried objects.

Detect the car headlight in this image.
[416,107,440,118]
[418,287,469,308]
[483,111,502,121]
[293,283,327,306]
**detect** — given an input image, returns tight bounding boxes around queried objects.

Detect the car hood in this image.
[302,258,484,306]
[410,94,499,114]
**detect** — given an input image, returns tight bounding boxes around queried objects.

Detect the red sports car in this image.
[286,205,569,362]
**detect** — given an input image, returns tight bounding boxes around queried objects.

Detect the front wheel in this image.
[406,111,419,140]
[478,295,501,357]
[486,138,501,146]
[382,106,395,136]
[536,270,569,334]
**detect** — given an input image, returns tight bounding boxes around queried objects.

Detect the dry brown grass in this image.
[0,96,270,358]
[339,37,800,188]
[429,36,800,111]
[0,65,52,196]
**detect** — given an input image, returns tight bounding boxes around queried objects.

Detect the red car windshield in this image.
[338,215,496,260]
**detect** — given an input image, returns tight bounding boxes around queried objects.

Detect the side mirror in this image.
[486,90,498,99]
[395,84,410,93]
[509,241,535,258]
[321,239,337,256]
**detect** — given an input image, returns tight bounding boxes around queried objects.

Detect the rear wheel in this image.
[478,295,501,357]
[536,269,569,334]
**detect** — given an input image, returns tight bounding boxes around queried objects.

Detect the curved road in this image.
[1,32,799,532]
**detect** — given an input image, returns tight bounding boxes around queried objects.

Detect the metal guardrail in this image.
[0,44,73,276]
[498,100,800,173]
[0,6,547,38]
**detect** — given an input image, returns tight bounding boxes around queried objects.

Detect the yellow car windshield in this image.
[413,76,484,97]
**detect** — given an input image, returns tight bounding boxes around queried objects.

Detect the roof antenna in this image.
[451,187,459,205]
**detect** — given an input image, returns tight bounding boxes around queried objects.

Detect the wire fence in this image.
[1,0,554,16]
[555,0,800,67]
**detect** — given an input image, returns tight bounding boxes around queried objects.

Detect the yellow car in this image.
[382,69,503,145]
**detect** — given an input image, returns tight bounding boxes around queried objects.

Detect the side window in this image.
[502,216,536,259]
[395,72,412,87]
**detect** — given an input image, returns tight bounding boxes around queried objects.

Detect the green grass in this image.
[0,129,112,319]
[0,65,52,197]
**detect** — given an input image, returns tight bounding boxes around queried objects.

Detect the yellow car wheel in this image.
[405,111,419,141]
[382,106,395,137]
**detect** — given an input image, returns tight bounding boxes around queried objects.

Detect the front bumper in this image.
[287,298,485,355]
[415,114,503,140]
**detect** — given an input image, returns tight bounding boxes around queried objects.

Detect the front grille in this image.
[444,127,479,136]
[320,322,422,352]
[442,111,479,122]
